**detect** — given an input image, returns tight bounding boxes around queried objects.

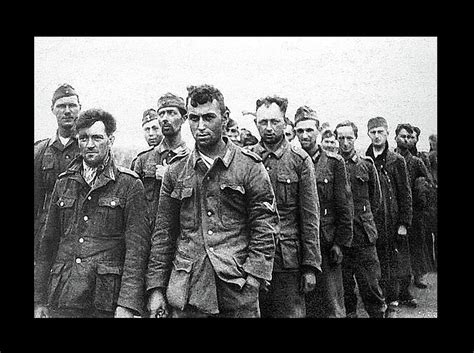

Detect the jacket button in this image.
[87,196,92,200]
[110,201,116,206]
[266,166,271,171]
[209,247,214,252]
[75,258,81,264]
[83,216,89,221]
[59,201,64,207]
[65,155,70,159]
[324,178,328,183]
[286,179,291,184]
[79,238,84,243]
[207,211,212,216]
[208,230,213,235]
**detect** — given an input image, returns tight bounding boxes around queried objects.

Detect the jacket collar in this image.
[67,152,117,184]
[156,139,188,155]
[49,130,77,150]
[191,136,236,170]
[254,136,288,160]
[310,145,324,164]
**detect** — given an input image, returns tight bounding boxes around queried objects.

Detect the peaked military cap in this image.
[157,92,187,117]
[142,108,158,126]
[52,83,78,105]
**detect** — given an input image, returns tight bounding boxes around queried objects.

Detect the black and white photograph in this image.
[33,36,438,320]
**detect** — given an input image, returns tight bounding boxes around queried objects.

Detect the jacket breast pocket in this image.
[166,256,194,310]
[360,212,378,243]
[220,183,246,226]
[42,154,55,170]
[279,238,300,269]
[94,263,123,312]
[170,187,196,230]
[98,197,125,235]
[276,174,299,206]
[316,172,334,202]
[56,196,76,232]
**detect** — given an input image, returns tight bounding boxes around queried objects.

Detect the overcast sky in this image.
[34,36,437,152]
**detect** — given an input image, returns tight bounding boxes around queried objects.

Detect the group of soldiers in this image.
[34,83,438,318]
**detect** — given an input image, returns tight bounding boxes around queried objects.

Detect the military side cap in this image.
[367,116,388,131]
[157,93,187,117]
[142,108,158,126]
[294,105,319,127]
[52,83,78,105]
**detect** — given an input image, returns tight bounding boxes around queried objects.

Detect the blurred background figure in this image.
[284,117,296,142]
[226,115,243,147]
[239,128,259,147]
[142,108,164,148]
[320,129,339,153]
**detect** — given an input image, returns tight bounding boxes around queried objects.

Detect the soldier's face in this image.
[157,107,184,137]
[408,132,418,147]
[368,126,388,147]
[142,119,162,146]
[78,121,114,167]
[284,125,295,142]
[336,126,356,154]
[395,128,411,149]
[321,135,339,153]
[188,99,227,149]
[295,119,319,152]
[255,103,286,145]
[227,125,240,142]
[52,96,81,130]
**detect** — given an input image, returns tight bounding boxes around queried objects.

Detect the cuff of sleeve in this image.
[116,298,143,317]
[145,271,170,292]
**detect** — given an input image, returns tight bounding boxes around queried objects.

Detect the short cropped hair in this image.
[395,123,414,136]
[255,96,288,115]
[75,108,116,136]
[334,120,359,139]
[186,84,227,116]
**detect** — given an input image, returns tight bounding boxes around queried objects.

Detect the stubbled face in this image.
[335,125,356,154]
[284,125,295,142]
[157,107,184,137]
[321,135,338,153]
[295,119,319,152]
[368,126,388,148]
[255,103,286,145]
[142,119,162,146]
[78,121,114,167]
[188,99,227,149]
[52,95,80,130]
[395,128,411,149]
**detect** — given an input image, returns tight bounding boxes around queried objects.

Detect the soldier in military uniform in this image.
[249,96,321,318]
[365,117,413,318]
[146,84,279,318]
[394,124,432,294]
[130,108,163,170]
[335,120,386,318]
[34,84,81,261]
[294,106,354,318]
[132,93,190,232]
[34,108,149,318]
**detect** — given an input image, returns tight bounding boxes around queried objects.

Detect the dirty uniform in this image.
[395,147,433,283]
[146,138,279,317]
[249,138,321,318]
[366,142,412,305]
[132,140,190,231]
[340,151,386,318]
[34,155,150,317]
[305,145,354,318]
[34,133,80,260]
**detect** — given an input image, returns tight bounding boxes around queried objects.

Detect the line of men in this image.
[34,83,437,318]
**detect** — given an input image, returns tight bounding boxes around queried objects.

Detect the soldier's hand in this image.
[148,289,169,318]
[114,306,135,318]
[155,159,168,180]
[300,270,316,293]
[329,244,343,266]
[34,304,49,318]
